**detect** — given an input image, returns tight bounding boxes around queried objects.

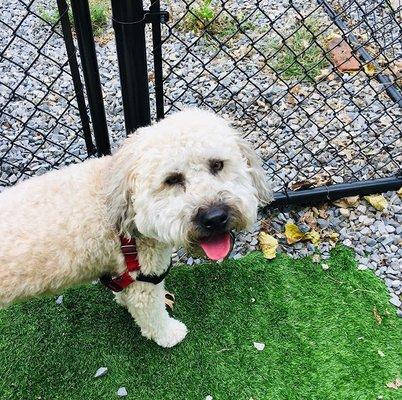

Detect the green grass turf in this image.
[0,247,401,400]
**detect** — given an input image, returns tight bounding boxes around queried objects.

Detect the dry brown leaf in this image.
[322,231,340,244]
[95,32,115,46]
[364,194,388,211]
[259,232,278,260]
[148,71,155,82]
[289,174,332,191]
[289,84,302,95]
[312,207,320,217]
[286,93,298,106]
[299,211,318,230]
[260,219,272,232]
[318,207,329,219]
[333,196,359,208]
[373,307,382,325]
[386,378,402,390]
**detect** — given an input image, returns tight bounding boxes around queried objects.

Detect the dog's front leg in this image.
[115,281,187,348]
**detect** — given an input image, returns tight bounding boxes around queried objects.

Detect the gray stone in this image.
[390,295,402,308]
[117,387,128,397]
[94,367,108,378]
[317,219,329,229]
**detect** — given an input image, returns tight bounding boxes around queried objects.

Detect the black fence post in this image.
[150,0,165,120]
[111,0,151,134]
[70,0,111,156]
[56,0,96,156]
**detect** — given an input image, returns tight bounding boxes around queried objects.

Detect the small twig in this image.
[350,288,376,294]
[216,348,231,353]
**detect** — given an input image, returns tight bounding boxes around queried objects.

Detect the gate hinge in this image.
[143,10,170,24]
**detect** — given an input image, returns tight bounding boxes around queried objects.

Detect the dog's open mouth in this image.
[199,232,234,261]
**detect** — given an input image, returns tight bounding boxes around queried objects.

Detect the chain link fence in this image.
[159,0,401,193]
[1,0,401,198]
[0,0,93,190]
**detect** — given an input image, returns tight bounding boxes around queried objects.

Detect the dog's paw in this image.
[154,318,188,348]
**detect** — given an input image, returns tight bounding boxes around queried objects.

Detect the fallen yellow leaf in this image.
[397,187,402,198]
[259,232,278,260]
[333,196,359,208]
[373,307,382,325]
[284,223,305,244]
[285,222,320,245]
[363,63,376,76]
[326,231,340,243]
[305,230,320,245]
[364,194,388,211]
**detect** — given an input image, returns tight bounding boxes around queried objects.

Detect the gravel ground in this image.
[0,0,401,314]
[0,0,88,185]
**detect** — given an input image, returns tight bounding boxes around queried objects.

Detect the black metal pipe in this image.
[318,0,402,107]
[56,0,96,156]
[70,0,111,156]
[150,0,165,120]
[111,0,151,133]
[268,176,402,208]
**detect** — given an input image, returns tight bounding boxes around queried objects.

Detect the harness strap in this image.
[136,261,173,285]
[100,236,171,292]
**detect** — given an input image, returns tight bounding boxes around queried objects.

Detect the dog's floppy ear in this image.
[105,134,139,237]
[236,135,273,206]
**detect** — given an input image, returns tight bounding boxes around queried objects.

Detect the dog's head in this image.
[106,108,272,260]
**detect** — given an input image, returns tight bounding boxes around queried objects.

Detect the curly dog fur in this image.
[0,108,272,347]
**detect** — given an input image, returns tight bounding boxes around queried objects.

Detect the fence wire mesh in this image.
[1,0,401,196]
[158,0,402,193]
[0,0,91,190]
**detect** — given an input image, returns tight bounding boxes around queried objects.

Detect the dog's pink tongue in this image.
[199,233,231,261]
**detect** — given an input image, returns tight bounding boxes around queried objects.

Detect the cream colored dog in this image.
[0,108,272,347]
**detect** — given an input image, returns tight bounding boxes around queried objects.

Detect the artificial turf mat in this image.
[0,247,401,400]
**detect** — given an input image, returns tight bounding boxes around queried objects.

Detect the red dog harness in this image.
[100,236,172,292]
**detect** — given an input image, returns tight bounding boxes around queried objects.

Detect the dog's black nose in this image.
[199,207,229,230]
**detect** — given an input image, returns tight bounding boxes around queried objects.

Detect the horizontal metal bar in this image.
[144,10,169,24]
[268,176,402,208]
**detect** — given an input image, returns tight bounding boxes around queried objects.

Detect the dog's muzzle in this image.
[195,204,235,260]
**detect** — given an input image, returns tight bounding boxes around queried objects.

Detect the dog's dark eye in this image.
[210,160,224,174]
[164,173,184,186]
